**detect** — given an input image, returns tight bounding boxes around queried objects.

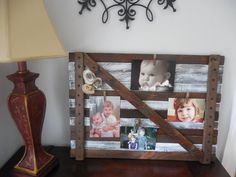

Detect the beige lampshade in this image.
[0,0,66,63]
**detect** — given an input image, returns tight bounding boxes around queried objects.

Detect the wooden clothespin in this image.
[103,91,106,102]
[153,54,157,65]
[185,92,190,103]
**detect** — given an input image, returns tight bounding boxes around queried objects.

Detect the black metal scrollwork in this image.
[77,0,176,29]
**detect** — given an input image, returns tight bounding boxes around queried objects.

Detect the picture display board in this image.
[68,52,224,164]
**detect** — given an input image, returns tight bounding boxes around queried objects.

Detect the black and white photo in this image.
[131,60,176,92]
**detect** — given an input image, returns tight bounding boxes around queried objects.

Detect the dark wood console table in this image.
[0,146,230,177]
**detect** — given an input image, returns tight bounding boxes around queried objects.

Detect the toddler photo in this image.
[131,59,176,92]
[167,98,206,123]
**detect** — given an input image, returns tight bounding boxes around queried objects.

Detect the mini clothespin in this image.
[103,91,107,102]
[185,92,190,103]
[153,54,157,65]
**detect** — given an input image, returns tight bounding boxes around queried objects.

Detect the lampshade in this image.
[0,0,66,63]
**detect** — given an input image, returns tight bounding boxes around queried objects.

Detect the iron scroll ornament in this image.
[78,0,176,29]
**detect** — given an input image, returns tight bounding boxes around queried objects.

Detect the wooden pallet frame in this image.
[69,52,224,164]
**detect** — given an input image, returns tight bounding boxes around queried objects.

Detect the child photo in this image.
[167,98,206,123]
[131,59,176,92]
[89,96,120,138]
[120,126,158,151]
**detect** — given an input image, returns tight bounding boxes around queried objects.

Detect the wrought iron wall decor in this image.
[77,0,177,29]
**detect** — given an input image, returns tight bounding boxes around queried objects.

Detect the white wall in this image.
[1,0,236,175]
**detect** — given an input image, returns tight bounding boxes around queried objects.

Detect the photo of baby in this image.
[89,96,120,138]
[167,98,206,123]
[131,59,176,92]
[120,126,157,151]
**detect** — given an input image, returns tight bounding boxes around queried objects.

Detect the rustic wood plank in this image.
[76,126,217,136]
[85,90,221,102]
[70,63,224,83]
[202,56,220,164]
[69,52,224,65]
[74,53,85,160]
[70,89,221,102]
[85,149,216,161]
[71,131,214,145]
[70,127,217,144]
[82,108,219,121]
[69,61,224,93]
[84,141,216,152]
[83,117,219,130]
[83,53,203,161]
[69,55,76,158]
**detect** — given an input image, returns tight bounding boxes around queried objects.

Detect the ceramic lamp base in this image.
[7,62,58,177]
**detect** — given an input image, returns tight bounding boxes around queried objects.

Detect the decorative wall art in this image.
[68,52,224,164]
[77,0,177,29]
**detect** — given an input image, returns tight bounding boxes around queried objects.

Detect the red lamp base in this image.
[7,62,58,177]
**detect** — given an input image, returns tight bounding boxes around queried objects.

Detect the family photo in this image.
[131,59,176,92]
[167,98,206,123]
[89,96,120,138]
[120,126,157,151]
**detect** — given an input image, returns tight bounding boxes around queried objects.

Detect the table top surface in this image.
[0,146,230,177]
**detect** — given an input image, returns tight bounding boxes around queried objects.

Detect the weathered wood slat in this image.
[81,117,219,129]
[82,108,219,121]
[69,81,222,93]
[70,125,217,137]
[202,56,220,164]
[74,53,85,160]
[99,83,222,93]
[86,149,198,160]
[85,141,197,150]
[70,109,218,126]
[85,135,216,144]
[85,149,216,161]
[69,62,223,93]
[76,99,220,111]
[69,63,224,83]
[70,140,216,154]
[93,91,221,101]
[86,141,215,150]
[69,90,221,102]
[70,127,218,144]
[69,53,224,65]
[84,53,203,161]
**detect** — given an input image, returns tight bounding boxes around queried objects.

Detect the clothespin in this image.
[153,54,157,65]
[185,92,190,103]
[103,91,106,102]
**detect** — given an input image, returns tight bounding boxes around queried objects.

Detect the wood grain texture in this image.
[74,53,85,160]
[85,149,201,161]
[202,56,220,164]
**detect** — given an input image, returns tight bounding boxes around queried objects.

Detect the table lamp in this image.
[0,0,66,176]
